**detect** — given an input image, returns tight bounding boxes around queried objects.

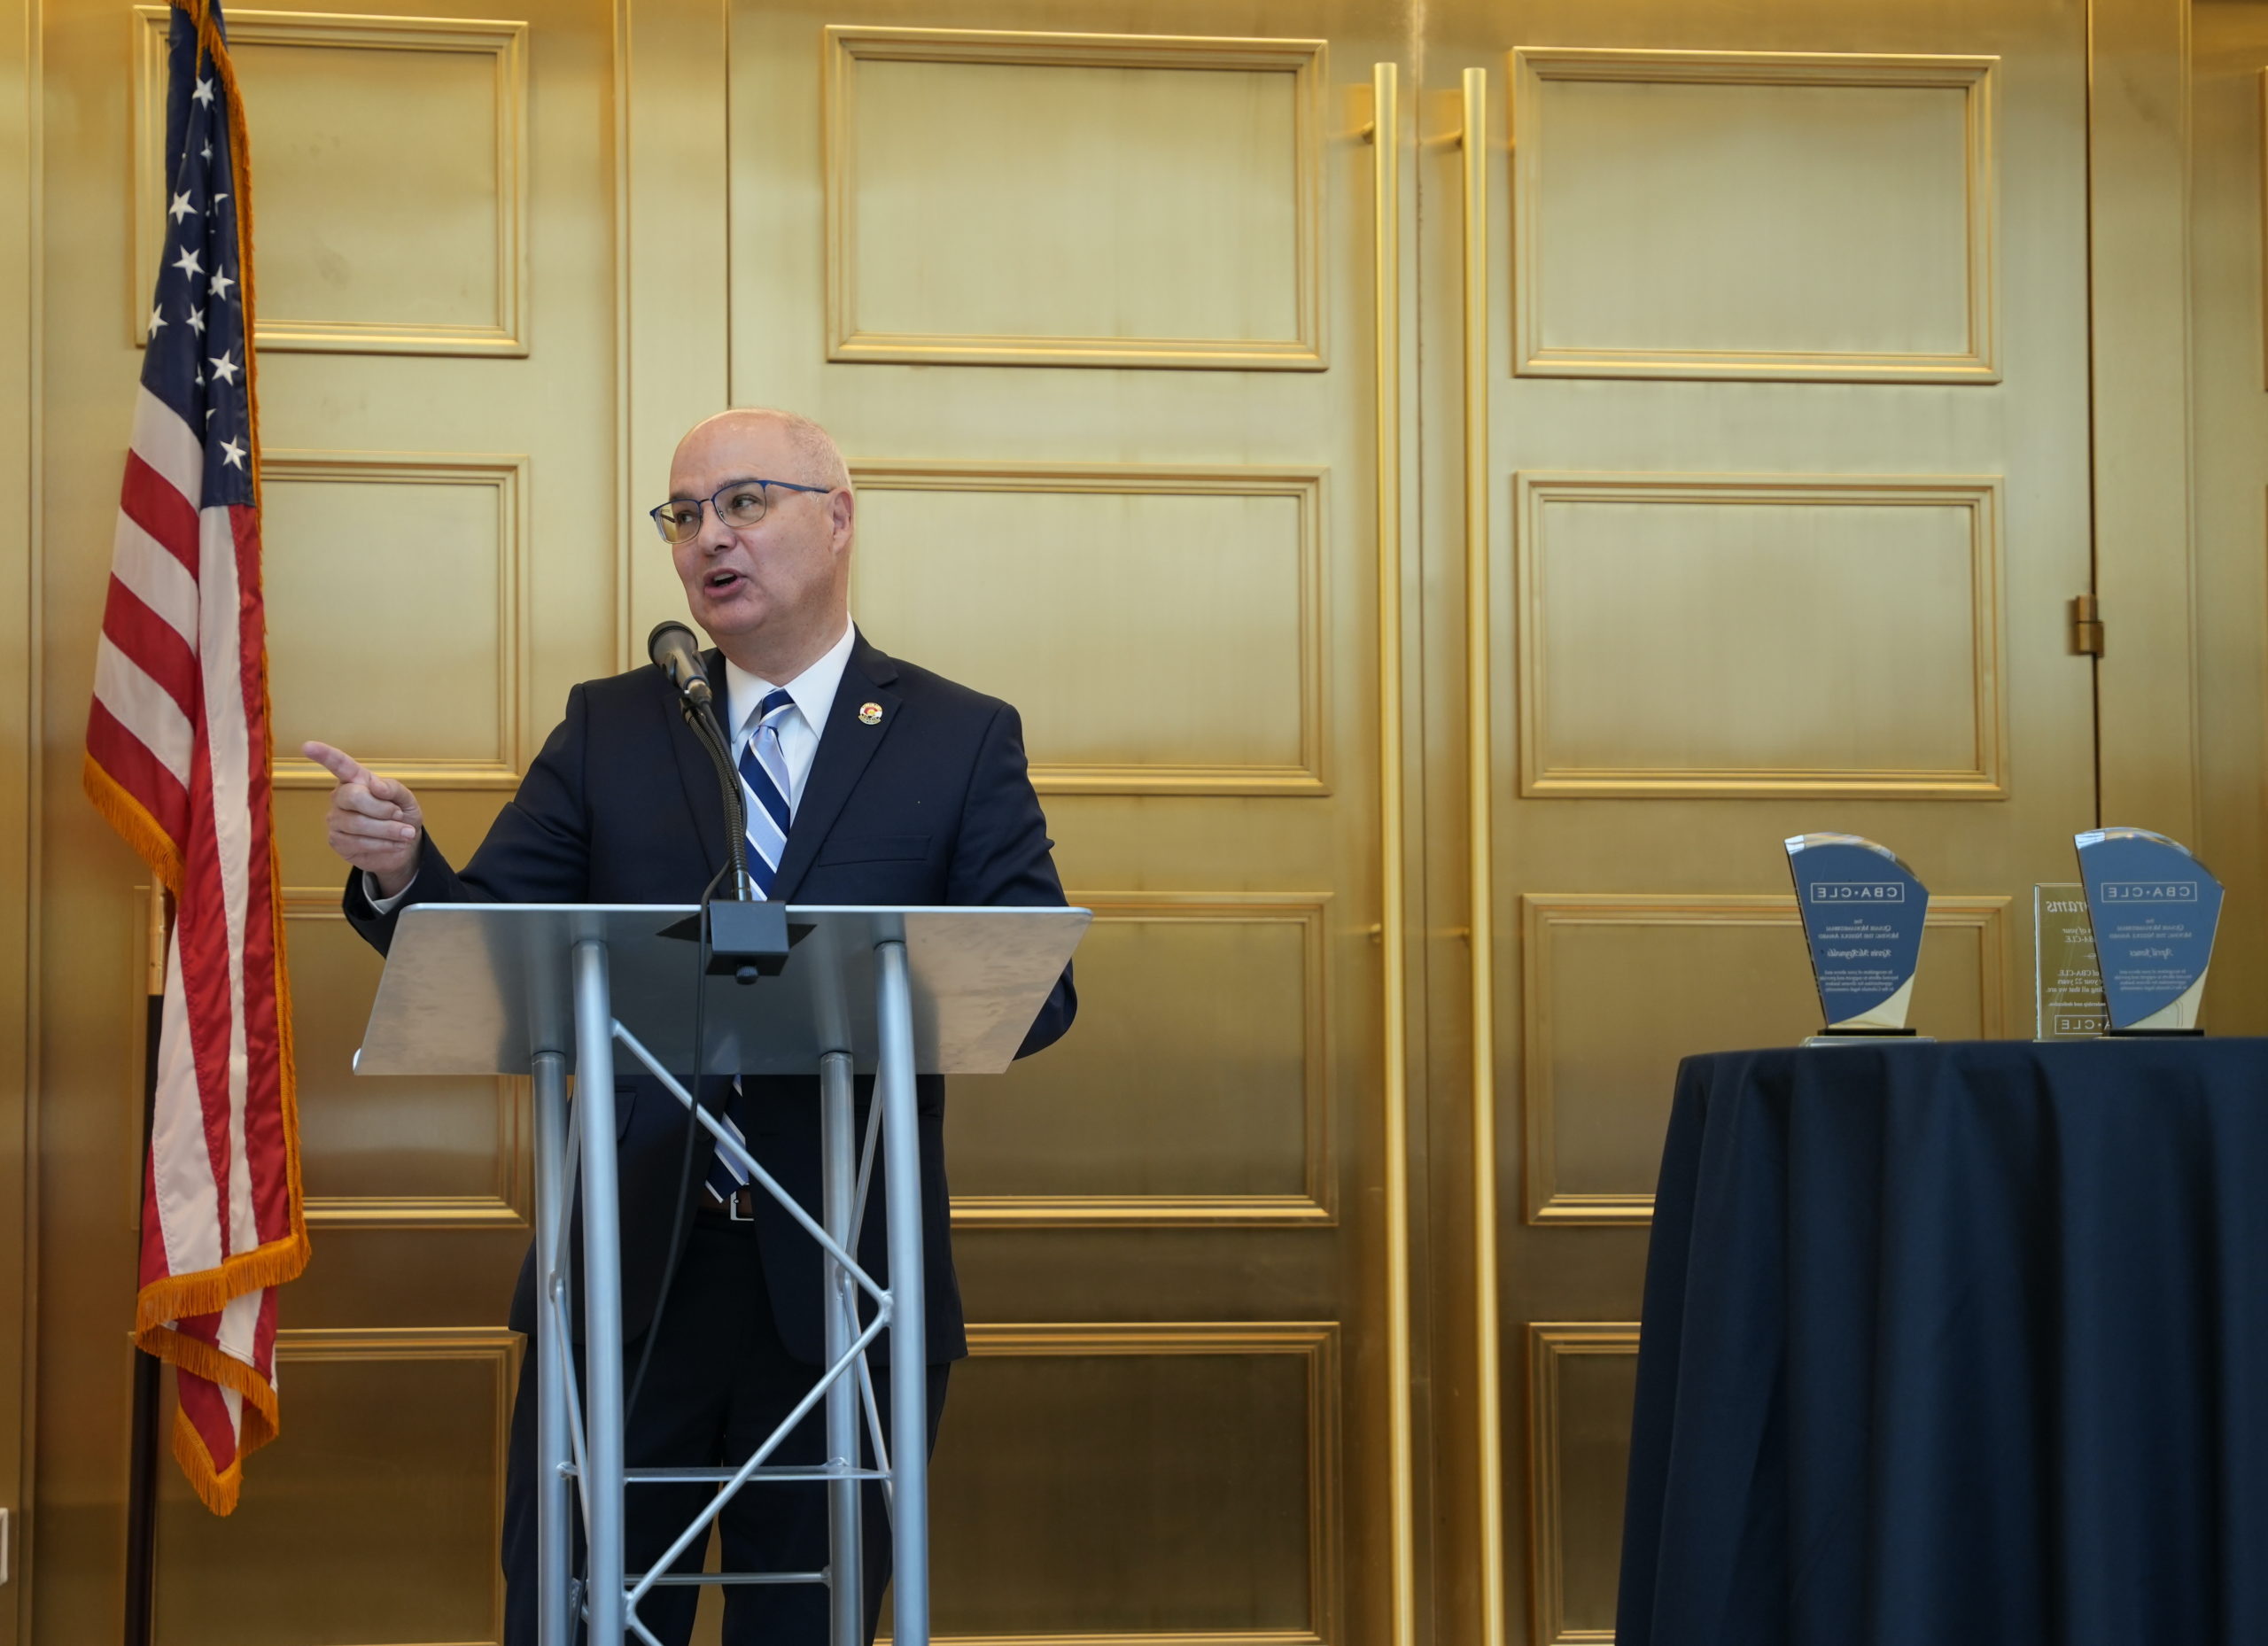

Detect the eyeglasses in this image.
[649,477,831,544]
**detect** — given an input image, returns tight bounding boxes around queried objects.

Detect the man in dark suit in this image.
[305,408,1076,1646]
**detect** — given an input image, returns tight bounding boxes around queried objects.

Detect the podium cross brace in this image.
[531,928,930,1646]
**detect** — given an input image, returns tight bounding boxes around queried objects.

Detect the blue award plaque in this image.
[1784,835,1930,1035]
[2073,827,2225,1033]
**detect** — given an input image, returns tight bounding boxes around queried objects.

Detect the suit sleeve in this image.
[946,701,1077,1057]
[343,682,596,954]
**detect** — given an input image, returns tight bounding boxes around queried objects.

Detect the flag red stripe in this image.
[102,575,200,720]
[120,452,201,573]
[174,732,242,1258]
[229,506,293,1246]
[172,1315,241,1477]
[249,1288,278,1382]
[137,1155,168,1297]
[86,699,191,842]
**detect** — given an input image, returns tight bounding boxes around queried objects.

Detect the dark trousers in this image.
[501,1215,951,1646]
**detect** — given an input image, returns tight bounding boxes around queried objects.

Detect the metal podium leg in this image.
[820,1050,862,1646]
[532,1049,571,1646]
[572,938,625,1643]
[874,937,927,1646]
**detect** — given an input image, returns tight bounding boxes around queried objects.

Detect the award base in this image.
[1802,1028,1936,1048]
[2104,1027,2206,1038]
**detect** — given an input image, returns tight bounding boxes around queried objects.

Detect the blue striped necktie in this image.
[736,687,796,897]
[709,686,797,1208]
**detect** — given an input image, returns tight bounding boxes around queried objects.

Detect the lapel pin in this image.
[858,702,883,726]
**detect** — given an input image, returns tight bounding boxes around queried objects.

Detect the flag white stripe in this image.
[214,1286,263,1364]
[151,922,222,1273]
[113,514,202,644]
[129,385,205,505]
[198,506,260,1259]
[93,636,194,786]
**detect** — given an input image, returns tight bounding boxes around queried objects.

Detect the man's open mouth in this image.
[705,569,743,592]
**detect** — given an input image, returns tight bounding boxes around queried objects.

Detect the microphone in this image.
[647,620,714,709]
[644,618,754,903]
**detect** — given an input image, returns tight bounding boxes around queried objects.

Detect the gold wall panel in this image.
[850,463,1326,795]
[261,452,529,790]
[152,1328,519,1646]
[134,7,529,354]
[1525,1325,1641,1646]
[1516,474,2005,797]
[284,890,527,1229]
[951,894,1331,1228]
[912,1324,1340,1646]
[1520,895,2009,1223]
[1511,48,1998,381]
[822,27,1324,369]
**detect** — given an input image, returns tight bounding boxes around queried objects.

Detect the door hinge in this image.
[2070,593,2105,657]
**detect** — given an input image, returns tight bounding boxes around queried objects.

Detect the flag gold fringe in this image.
[82,757,183,897]
[170,1409,247,1518]
[159,1345,280,1518]
[133,1231,308,1336]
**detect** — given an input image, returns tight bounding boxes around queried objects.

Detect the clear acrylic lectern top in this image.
[353,904,1090,1079]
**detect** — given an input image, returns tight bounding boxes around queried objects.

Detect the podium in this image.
[355,904,1090,1646]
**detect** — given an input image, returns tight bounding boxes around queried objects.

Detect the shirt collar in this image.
[724,617,857,741]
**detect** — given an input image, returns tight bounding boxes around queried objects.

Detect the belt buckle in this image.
[726,1187,756,1223]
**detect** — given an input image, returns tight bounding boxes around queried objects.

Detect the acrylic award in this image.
[2032,884,2109,1040]
[2073,827,2225,1033]
[1785,834,1930,1040]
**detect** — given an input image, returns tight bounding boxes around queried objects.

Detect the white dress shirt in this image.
[365,617,857,912]
[724,616,855,818]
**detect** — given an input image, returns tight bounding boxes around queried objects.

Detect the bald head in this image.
[666,407,857,681]
[678,408,850,499]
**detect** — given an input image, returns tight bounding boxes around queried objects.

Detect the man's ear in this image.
[830,487,855,550]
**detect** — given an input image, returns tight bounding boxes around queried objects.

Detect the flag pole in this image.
[122,881,170,1646]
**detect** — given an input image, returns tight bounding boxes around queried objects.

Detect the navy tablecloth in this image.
[1618,1040,2268,1646]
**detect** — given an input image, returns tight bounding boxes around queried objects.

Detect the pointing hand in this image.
[303,741,424,899]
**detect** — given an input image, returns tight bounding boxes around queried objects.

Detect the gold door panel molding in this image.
[913,1323,1341,1646]
[951,893,1332,1228]
[2249,66,2268,392]
[850,462,1327,796]
[1526,1324,1641,1646]
[1515,473,2006,798]
[1520,893,2010,1224]
[1511,46,1998,382]
[284,890,530,1230]
[261,451,530,791]
[133,6,529,355]
[822,26,1326,369]
[152,1327,520,1646]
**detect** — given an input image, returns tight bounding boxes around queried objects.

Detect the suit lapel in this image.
[665,649,733,878]
[771,631,900,903]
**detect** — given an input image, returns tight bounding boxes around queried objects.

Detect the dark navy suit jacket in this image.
[343,630,1076,1364]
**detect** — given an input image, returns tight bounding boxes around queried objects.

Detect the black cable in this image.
[687,699,751,899]
[623,854,728,1428]
[623,690,743,1425]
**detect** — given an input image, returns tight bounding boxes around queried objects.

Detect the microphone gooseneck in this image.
[648,620,752,900]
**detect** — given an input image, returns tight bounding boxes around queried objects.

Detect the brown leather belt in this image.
[697,1186,761,1223]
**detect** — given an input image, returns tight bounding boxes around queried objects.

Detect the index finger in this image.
[301,741,372,788]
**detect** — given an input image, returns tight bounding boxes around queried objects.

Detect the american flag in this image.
[82,0,306,1516]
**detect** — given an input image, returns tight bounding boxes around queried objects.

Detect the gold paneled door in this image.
[1423,4,2101,1642]
[22,0,2249,1642]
